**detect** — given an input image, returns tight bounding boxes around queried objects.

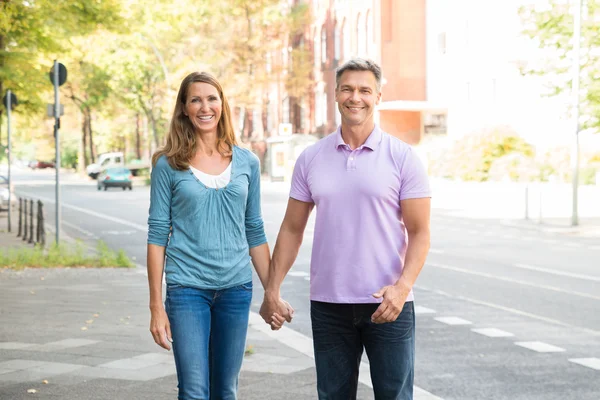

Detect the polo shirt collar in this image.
[335,124,383,151]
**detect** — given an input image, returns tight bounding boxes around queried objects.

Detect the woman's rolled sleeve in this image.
[245,156,267,248]
[147,156,173,247]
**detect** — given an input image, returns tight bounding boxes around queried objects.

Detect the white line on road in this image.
[471,328,514,338]
[568,358,600,371]
[288,271,309,277]
[415,306,437,315]
[515,341,565,353]
[416,286,600,337]
[514,263,600,282]
[24,194,147,232]
[61,220,99,239]
[427,262,600,301]
[434,317,472,326]
[248,312,443,399]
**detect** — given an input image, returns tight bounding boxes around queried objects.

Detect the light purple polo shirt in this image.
[290,125,431,304]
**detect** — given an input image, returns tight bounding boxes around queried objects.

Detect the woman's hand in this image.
[150,306,173,351]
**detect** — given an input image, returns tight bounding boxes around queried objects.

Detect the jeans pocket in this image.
[238,281,253,292]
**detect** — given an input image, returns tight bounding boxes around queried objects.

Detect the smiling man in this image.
[260,58,432,400]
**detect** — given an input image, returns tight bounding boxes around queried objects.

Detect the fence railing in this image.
[16,197,45,247]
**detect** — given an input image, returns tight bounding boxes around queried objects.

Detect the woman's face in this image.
[184,82,222,135]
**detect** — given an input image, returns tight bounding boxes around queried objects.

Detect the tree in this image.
[520,0,600,133]
[0,0,123,145]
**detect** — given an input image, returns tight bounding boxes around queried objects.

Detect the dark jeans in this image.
[165,282,252,400]
[311,300,415,400]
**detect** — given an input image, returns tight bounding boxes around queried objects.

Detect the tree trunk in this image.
[135,113,142,159]
[82,113,89,167]
[86,108,96,163]
[149,111,159,153]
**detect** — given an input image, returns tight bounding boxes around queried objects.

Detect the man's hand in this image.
[260,295,294,330]
[371,282,411,324]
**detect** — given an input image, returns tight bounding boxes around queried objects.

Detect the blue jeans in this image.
[311,301,415,400]
[165,282,252,400]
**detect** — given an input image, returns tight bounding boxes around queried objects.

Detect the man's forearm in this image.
[265,229,304,297]
[396,230,430,289]
[147,244,166,309]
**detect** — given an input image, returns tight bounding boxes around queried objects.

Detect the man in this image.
[260,58,431,400]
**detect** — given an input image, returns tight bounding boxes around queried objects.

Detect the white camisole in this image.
[190,163,232,189]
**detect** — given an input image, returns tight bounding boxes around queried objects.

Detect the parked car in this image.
[97,167,133,191]
[29,160,55,169]
[0,175,11,211]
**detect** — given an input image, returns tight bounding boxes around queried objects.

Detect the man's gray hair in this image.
[335,58,382,92]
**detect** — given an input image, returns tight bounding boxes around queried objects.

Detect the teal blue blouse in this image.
[147,146,267,289]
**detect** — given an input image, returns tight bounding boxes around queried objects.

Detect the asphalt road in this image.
[7,167,600,400]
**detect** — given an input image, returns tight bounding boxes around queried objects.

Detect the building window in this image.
[313,28,320,68]
[366,10,372,58]
[282,97,290,124]
[342,19,350,61]
[334,22,341,63]
[357,13,367,57]
[438,32,446,55]
[321,26,327,65]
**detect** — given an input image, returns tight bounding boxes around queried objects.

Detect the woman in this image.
[147,72,291,400]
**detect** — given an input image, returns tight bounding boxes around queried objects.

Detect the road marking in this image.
[515,341,565,353]
[565,242,583,248]
[568,358,600,371]
[415,306,437,315]
[21,194,147,232]
[288,271,309,277]
[427,262,600,301]
[415,286,600,337]
[434,317,472,326]
[61,220,98,239]
[304,277,310,281]
[514,263,600,282]
[429,249,445,254]
[248,312,443,399]
[590,245,600,251]
[471,328,514,338]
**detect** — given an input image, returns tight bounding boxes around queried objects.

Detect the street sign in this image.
[2,92,17,110]
[49,63,67,86]
[47,104,64,118]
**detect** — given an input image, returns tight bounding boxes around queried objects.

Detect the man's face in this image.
[335,70,381,127]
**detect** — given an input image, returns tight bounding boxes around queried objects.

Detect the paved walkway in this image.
[0,215,443,400]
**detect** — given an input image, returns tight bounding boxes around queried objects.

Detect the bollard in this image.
[28,199,34,244]
[17,198,23,237]
[22,199,28,242]
[38,201,46,247]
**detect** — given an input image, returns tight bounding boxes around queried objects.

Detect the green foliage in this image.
[0,240,134,269]
[0,0,124,115]
[430,127,535,181]
[519,1,600,133]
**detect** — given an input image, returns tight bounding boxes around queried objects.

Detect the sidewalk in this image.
[0,221,384,399]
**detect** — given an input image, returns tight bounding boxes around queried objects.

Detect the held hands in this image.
[371,281,411,324]
[150,306,173,351]
[260,295,294,331]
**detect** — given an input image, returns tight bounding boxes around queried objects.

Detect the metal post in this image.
[571,0,582,226]
[54,60,61,243]
[28,199,34,244]
[6,89,12,232]
[36,201,40,244]
[17,197,22,237]
[22,199,28,241]
[38,201,46,247]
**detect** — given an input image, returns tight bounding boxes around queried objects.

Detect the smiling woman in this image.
[145,72,292,399]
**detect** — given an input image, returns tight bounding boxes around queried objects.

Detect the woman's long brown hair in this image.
[152,72,237,170]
